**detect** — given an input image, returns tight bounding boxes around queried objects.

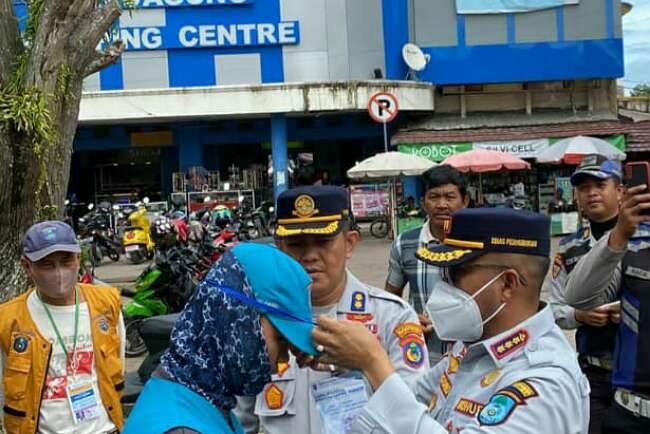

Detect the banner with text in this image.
[474,139,549,159]
[398,143,473,162]
[456,0,579,14]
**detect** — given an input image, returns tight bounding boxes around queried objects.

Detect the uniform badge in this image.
[440,372,452,397]
[95,315,110,334]
[346,313,373,323]
[447,356,460,374]
[265,384,284,410]
[293,195,319,219]
[552,254,563,279]
[350,291,366,312]
[478,380,538,426]
[443,217,453,235]
[480,369,502,388]
[12,335,29,353]
[276,362,289,378]
[402,339,424,368]
[394,322,426,369]
[428,393,438,412]
[490,329,529,360]
[454,398,484,418]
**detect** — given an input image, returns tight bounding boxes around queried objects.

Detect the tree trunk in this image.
[0,0,124,302]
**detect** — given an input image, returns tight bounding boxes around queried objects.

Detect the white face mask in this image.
[426,271,506,342]
[32,267,77,300]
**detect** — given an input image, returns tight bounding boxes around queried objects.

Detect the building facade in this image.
[13,0,627,204]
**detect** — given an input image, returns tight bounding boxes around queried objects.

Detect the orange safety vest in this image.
[0,284,125,434]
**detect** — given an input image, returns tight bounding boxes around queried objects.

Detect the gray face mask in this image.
[425,271,506,342]
[32,267,77,300]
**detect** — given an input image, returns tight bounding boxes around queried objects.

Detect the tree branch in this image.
[83,0,122,48]
[0,0,23,87]
[83,40,124,77]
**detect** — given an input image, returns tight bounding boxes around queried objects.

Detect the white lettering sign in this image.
[135,0,251,7]
[474,139,550,158]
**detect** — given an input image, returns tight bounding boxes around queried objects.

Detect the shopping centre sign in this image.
[399,139,549,162]
[113,1,300,51]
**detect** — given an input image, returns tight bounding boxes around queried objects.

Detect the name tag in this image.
[66,381,101,424]
[626,266,650,280]
[312,373,369,434]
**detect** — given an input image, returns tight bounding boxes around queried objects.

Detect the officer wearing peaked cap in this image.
[312,208,590,434]
[235,186,428,434]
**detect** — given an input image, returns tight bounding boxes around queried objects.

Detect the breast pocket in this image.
[3,356,31,434]
[254,365,297,417]
[99,337,124,393]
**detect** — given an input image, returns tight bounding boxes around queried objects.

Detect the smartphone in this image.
[624,162,650,216]
[598,300,621,311]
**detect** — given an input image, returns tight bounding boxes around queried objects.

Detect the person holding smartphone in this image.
[549,154,624,434]
[563,159,650,433]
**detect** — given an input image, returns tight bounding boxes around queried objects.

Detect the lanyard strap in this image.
[40,287,80,369]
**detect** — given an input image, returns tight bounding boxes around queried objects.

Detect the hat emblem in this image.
[41,227,57,241]
[293,195,319,219]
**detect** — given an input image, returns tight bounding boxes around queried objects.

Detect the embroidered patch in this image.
[480,369,502,388]
[428,393,438,412]
[350,291,366,312]
[478,380,538,426]
[443,217,453,235]
[447,356,460,374]
[276,362,289,378]
[95,315,110,333]
[490,329,529,360]
[265,384,284,410]
[552,254,563,279]
[416,247,473,264]
[12,336,29,353]
[293,195,319,219]
[346,313,373,322]
[454,398,484,418]
[394,322,424,340]
[402,338,425,368]
[440,372,452,397]
[41,227,58,241]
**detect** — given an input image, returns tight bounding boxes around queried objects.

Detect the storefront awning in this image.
[392,118,650,158]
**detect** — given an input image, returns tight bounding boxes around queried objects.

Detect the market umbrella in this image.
[347,152,437,239]
[442,149,531,205]
[536,135,626,164]
[346,151,436,179]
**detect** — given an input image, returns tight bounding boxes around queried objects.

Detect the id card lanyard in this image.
[39,286,80,378]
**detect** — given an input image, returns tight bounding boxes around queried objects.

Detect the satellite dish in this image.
[402,43,430,73]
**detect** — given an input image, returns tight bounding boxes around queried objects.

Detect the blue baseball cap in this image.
[23,221,81,262]
[416,208,551,267]
[228,243,316,355]
[570,154,622,186]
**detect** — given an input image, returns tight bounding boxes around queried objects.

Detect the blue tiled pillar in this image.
[271,114,289,201]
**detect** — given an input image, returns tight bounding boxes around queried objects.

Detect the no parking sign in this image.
[368,92,399,123]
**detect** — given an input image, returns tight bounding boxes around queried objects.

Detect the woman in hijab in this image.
[123,243,316,434]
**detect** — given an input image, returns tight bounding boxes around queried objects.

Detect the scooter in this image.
[123,198,155,264]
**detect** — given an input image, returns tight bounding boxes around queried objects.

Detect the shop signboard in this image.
[111,1,300,51]
[473,139,550,159]
[398,143,473,162]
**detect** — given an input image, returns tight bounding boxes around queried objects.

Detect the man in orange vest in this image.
[0,221,125,434]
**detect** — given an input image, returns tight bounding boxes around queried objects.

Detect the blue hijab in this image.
[160,250,272,411]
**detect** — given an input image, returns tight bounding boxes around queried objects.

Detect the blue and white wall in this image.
[83,0,389,91]
[401,0,624,84]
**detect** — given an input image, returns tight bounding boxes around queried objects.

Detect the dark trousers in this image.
[582,365,613,434]
[601,402,650,434]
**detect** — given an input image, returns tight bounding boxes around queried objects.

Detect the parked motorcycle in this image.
[122,198,155,264]
[77,203,121,266]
